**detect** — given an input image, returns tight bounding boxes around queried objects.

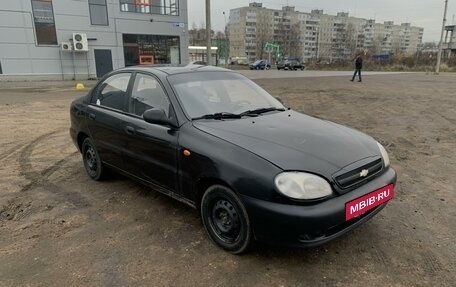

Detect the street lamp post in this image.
[436,0,449,74]
[206,0,212,65]
[223,11,229,65]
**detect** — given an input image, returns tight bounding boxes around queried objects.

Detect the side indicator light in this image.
[183,149,191,157]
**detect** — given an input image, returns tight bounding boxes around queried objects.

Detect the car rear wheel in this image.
[201,185,252,254]
[82,138,106,181]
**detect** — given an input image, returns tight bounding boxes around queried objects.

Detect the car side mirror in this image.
[143,108,175,127]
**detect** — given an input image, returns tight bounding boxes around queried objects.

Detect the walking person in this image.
[351,55,363,82]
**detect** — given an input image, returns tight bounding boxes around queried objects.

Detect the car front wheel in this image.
[201,185,252,254]
[82,138,106,181]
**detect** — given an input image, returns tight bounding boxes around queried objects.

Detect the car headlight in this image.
[274,172,333,200]
[377,142,390,168]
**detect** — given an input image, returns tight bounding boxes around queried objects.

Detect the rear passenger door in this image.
[87,72,133,170]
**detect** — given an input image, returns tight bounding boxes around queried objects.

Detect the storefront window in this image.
[31,0,57,45]
[119,0,179,16]
[123,34,180,66]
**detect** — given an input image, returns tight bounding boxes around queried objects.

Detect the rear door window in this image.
[92,73,131,112]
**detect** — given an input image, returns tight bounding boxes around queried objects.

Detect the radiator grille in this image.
[335,158,383,189]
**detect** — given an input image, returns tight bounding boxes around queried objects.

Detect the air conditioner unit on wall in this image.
[73,33,89,52]
[61,42,73,51]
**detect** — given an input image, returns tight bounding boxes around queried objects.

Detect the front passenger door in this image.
[123,73,179,193]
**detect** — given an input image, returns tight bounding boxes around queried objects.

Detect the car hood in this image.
[193,110,380,177]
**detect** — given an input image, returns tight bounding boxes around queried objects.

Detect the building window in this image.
[123,34,180,66]
[89,0,109,26]
[31,0,58,45]
[120,0,179,16]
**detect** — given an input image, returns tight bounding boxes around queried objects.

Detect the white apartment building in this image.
[228,3,424,63]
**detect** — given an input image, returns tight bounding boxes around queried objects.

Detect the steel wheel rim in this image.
[85,146,98,174]
[209,198,241,243]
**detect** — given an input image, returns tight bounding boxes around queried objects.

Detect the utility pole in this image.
[223,11,229,65]
[206,0,212,65]
[436,0,449,74]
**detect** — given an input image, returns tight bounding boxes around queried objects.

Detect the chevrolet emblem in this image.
[360,169,369,177]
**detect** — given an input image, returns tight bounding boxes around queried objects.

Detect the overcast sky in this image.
[187,0,456,42]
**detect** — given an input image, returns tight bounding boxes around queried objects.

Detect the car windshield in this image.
[253,60,262,65]
[168,72,285,119]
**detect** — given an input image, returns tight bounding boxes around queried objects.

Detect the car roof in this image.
[117,64,231,76]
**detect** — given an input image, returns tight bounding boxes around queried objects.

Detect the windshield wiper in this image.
[192,112,242,120]
[192,108,286,120]
[238,107,286,116]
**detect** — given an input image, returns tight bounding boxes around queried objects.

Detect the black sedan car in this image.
[284,59,305,70]
[70,65,396,254]
[277,59,305,70]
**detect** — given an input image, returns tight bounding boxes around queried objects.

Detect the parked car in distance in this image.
[249,60,271,70]
[283,59,305,71]
[229,56,249,65]
[276,60,286,70]
[70,65,396,254]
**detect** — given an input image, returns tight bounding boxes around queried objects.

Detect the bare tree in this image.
[392,37,403,56]
[332,22,357,60]
[371,34,385,55]
[276,14,295,58]
[287,23,301,58]
[188,26,215,47]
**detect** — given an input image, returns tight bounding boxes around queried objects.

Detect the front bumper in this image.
[241,167,397,248]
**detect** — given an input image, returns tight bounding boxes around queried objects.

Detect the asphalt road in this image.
[0,72,454,286]
[239,69,414,79]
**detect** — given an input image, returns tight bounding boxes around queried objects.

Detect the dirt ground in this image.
[0,73,455,286]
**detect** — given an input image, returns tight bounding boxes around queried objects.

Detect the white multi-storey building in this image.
[228,3,424,63]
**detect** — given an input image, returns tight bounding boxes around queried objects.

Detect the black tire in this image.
[81,138,106,181]
[201,185,252,254]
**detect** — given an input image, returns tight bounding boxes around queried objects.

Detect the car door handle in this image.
[125,126,135,135]
[89,113,96,120]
